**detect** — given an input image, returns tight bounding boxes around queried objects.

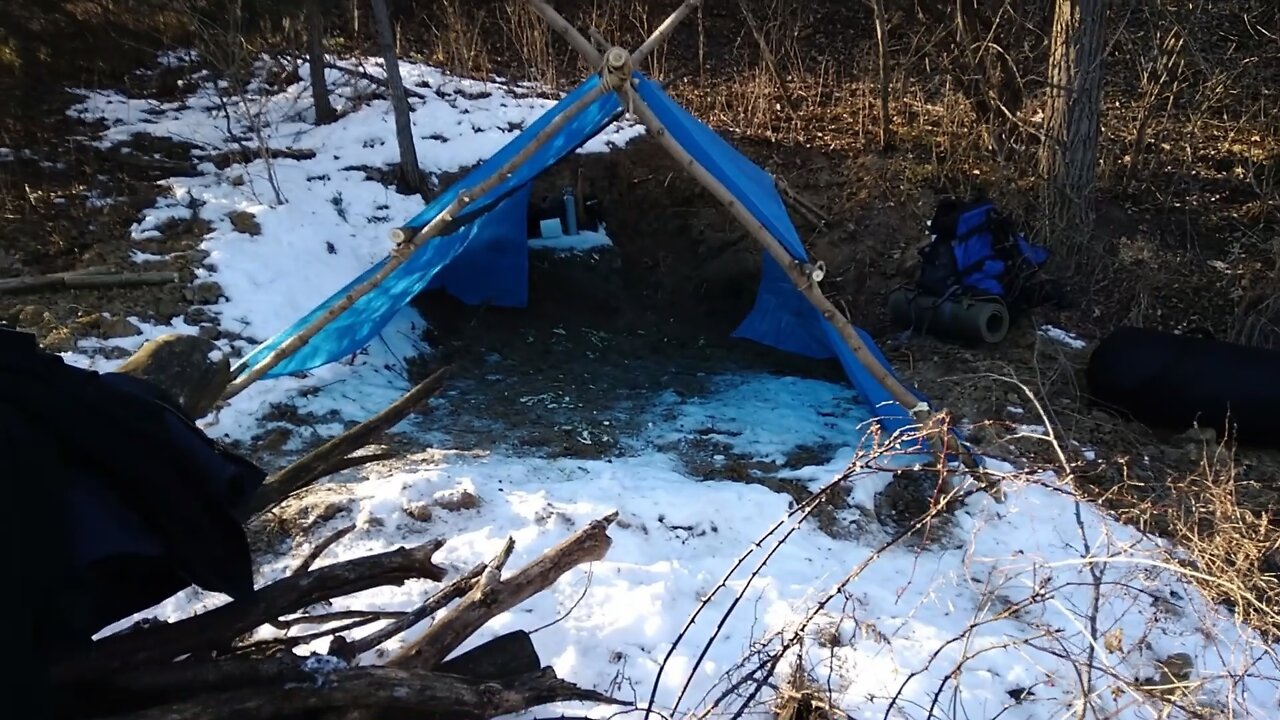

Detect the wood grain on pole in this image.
[632,0,703,66]
[526,0,603,69]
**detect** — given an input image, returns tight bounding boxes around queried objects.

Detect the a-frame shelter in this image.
[223,0,983,473]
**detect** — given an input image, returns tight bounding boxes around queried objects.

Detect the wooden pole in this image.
[0,270,178,295]
[616,84,925,417]
[223,79,614,398]
[614,82,990,481]
[247,366,449,518]
[632,0,703,67]
[525,0,603,70]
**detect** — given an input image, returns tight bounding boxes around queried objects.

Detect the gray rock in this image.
[184,306,217,325]
[100,316,143,339]
[116,333,230,418]
[187,280,224,305]
[227,210,262,235]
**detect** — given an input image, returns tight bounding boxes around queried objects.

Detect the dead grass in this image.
[1085,434,1280,640]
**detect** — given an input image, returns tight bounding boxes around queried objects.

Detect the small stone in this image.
[197,324,220,340]
[184,306,216,325]
[404,502,433,523]
[227,210,261,235]
[256,426,293,452]
[100,316,143,339]
[42,327,77,353]
[433,489,481,512]
[188,280,224,305]
[18,305,46,328]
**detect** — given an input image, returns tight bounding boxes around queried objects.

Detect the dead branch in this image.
[774,176,831,228]
[94,665,623,720]
[336,561,486,661]
[272,609,405,630]
[391,511,620,669]
[314,451,397,481]
[292,523,358,575]
[632,0,703,67]
[55,539,446,678]
[0,271,179,295]
[276,53,429,100]
[736,0,799,116]
[526,0,603,69]
[248,366,449,517]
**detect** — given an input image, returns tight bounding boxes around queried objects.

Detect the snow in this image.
[67,52,1280,719]
[529,229,614,253]
[1040,324,1088,349]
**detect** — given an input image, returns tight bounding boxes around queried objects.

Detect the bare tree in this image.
[306,0,337,125]
[1039,0,1107,251]
[369,0,427,196]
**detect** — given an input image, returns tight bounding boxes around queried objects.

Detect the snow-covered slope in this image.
[70,52,1280,719]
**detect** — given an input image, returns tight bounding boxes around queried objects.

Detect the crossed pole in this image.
[220,1,988,494]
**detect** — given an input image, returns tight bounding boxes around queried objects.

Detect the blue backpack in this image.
[916,199,1052,308]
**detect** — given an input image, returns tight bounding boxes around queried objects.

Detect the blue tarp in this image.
[234,70,938,447]
[235,77,624,377]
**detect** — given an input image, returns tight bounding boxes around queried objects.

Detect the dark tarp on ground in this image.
[1086,325,1280,446]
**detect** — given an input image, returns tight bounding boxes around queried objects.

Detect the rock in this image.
[115,333,231,418]
[100,316,143,339]
[197,324,221,340]
[1172,425,1216,447]
[433,489,481,512]
[42,327,77,353]
[874,468,955,540]
[187,280,224,305]
[256,426,294,453]
[184,306,217,325]
[404,502,434,523]
[18,305,46,328]
[228,210,262,236]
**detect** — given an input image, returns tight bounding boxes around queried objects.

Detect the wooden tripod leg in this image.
[632,0,703,66]
[526,0,602,69]
[614,82,992,489]
[222,79,614,399]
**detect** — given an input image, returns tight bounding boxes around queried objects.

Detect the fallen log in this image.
[0,271,179,295]
[248,366,449,517]
[55,538,447,678]
[392,511,620,669]
[97,665,623,720]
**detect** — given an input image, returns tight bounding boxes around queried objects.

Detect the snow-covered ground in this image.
[69,53,1280,719]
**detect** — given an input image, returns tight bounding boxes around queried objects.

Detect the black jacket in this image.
[0,328,264,653]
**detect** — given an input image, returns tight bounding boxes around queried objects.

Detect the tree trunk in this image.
[869,0,892,151]
[369,0,427,196]
[1039,0,1107,253]
[306,0,337,125]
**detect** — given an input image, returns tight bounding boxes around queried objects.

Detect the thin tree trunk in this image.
[1039,0,1107,254]
[306,0,337,125]
[369,0,426,196]
[869,0,892,150]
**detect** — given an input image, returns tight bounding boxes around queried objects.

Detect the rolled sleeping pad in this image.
[887,287,1010,344]
[1085,325,1280,447]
